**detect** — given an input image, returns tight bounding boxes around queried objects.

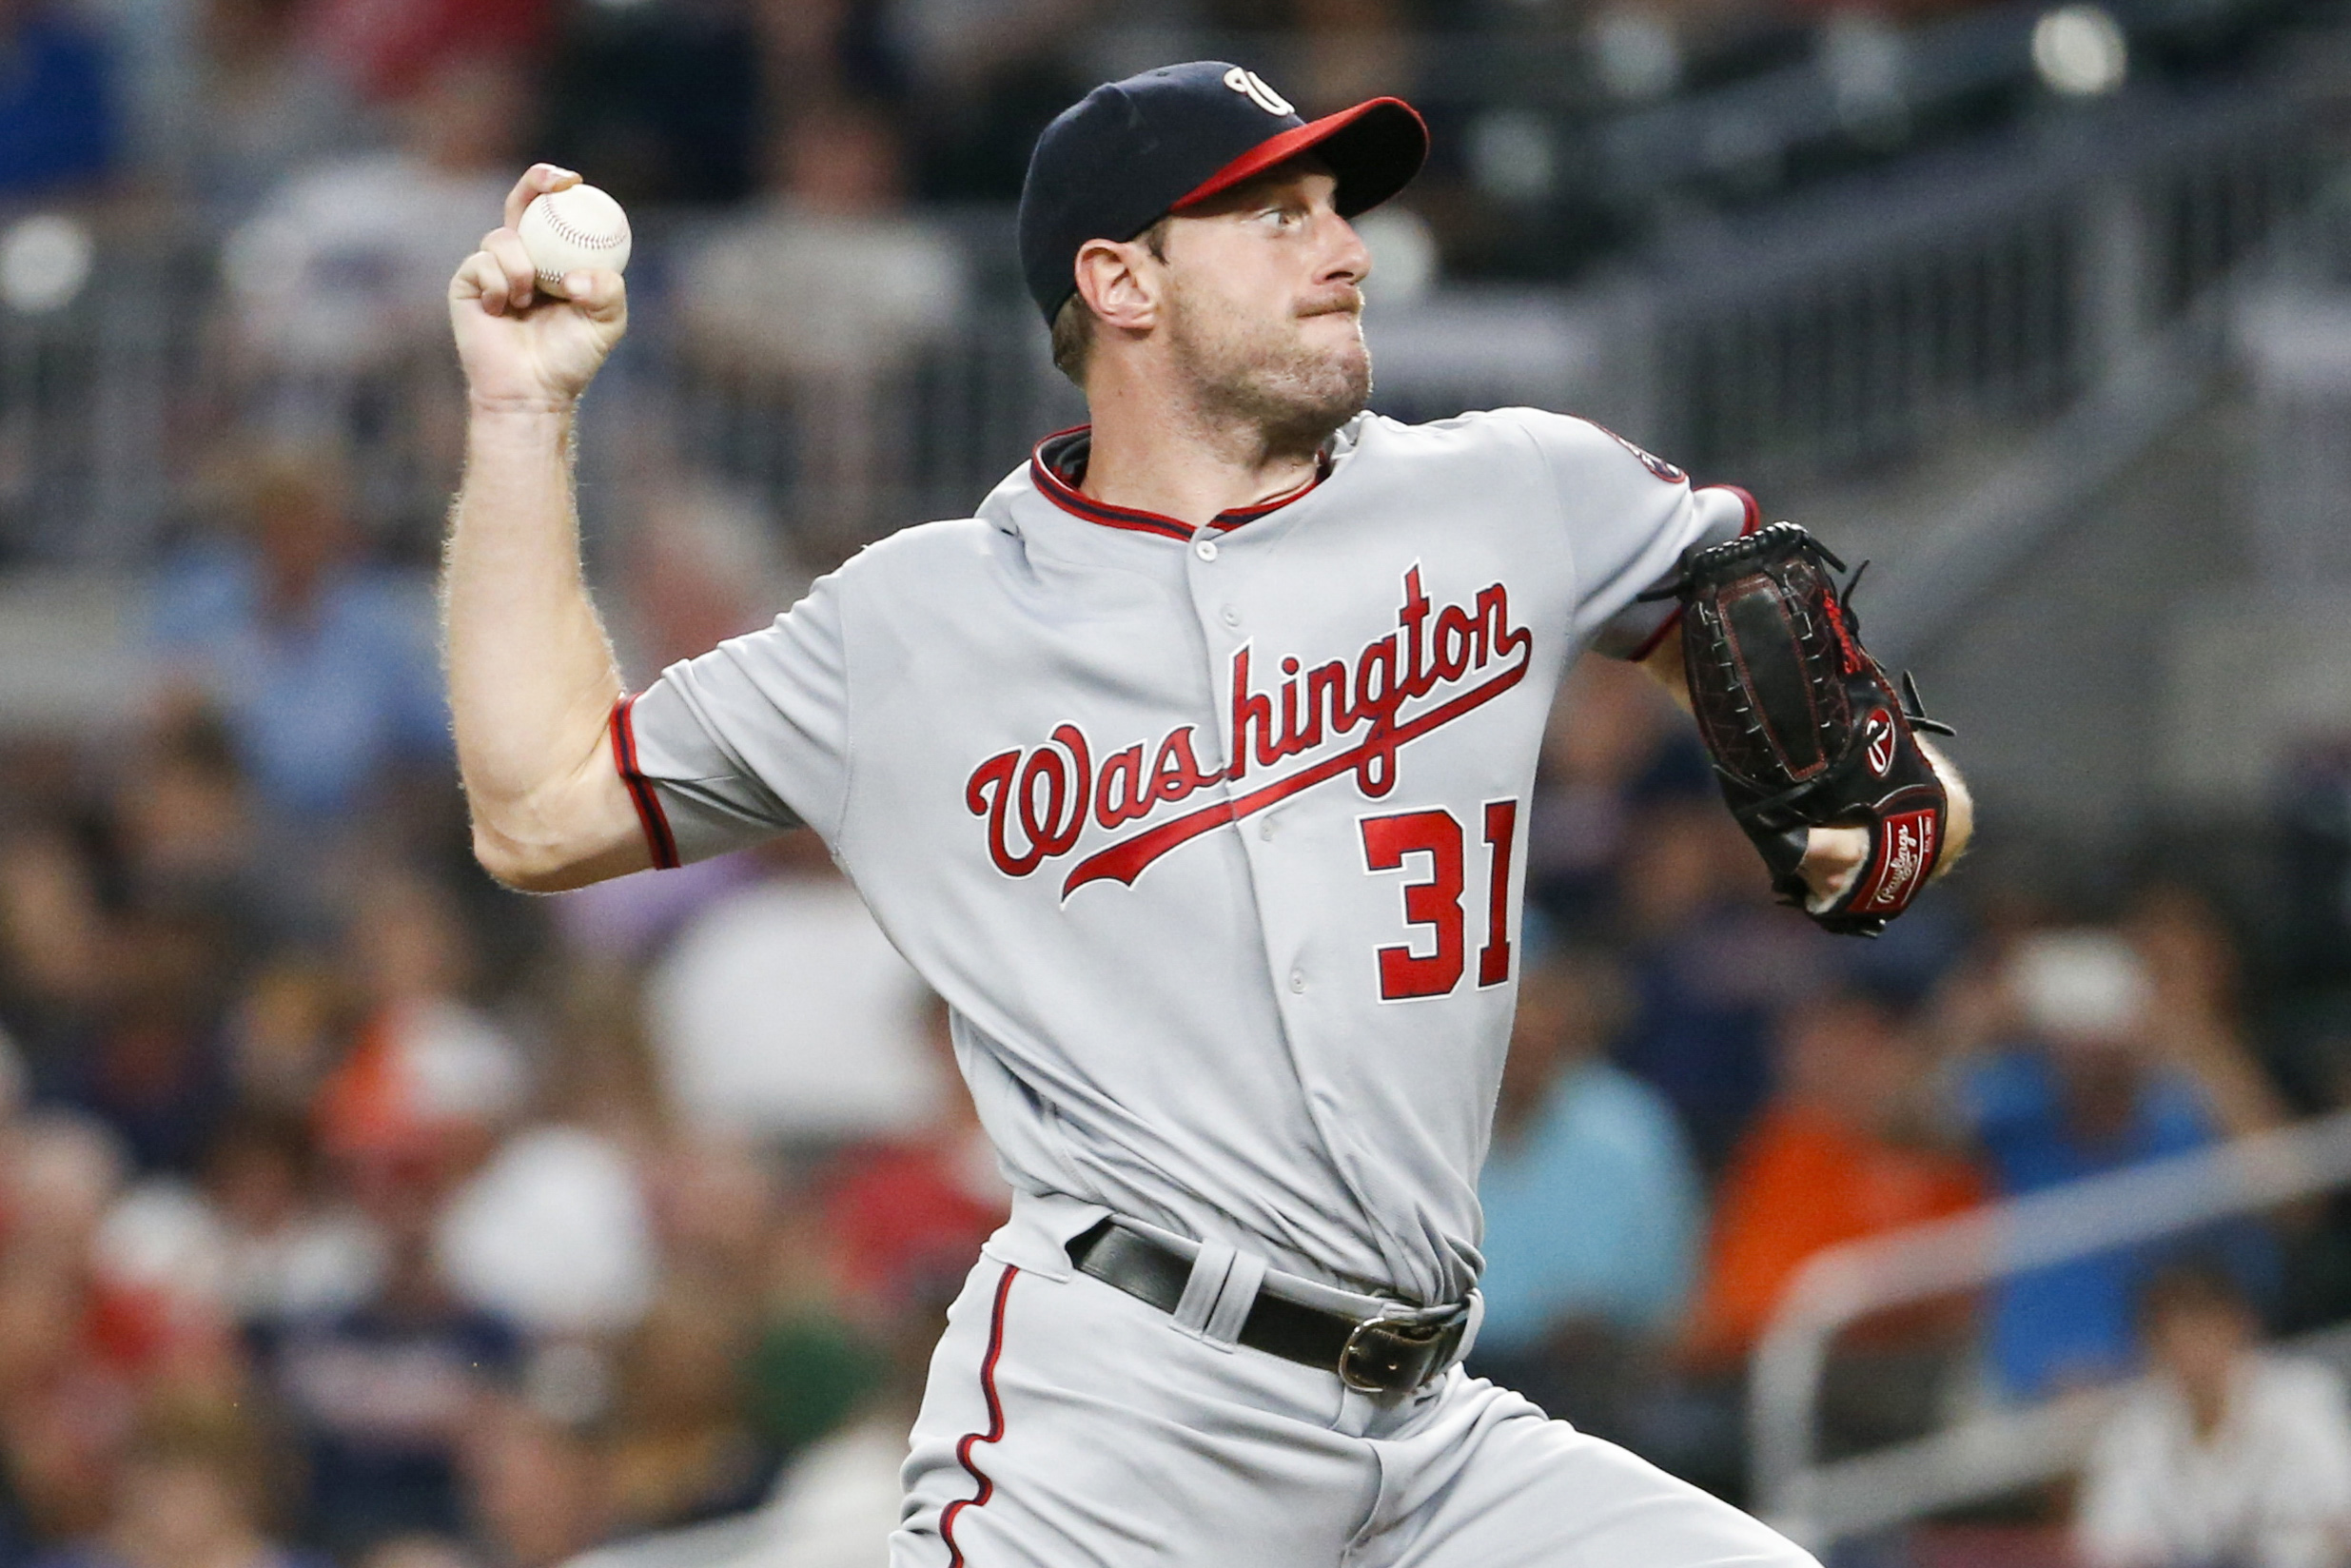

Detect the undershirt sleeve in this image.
[1507,410,1759,660]
[610,569,855,866]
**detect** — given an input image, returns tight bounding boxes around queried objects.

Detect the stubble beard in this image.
[1164,278,1373,458]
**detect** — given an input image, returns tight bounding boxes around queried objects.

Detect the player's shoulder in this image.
[831,514,999,575]
[1351,407,1689,486]
[810,515,1004,613]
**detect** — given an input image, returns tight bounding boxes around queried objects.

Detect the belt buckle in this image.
[1337,1303,1467,1395]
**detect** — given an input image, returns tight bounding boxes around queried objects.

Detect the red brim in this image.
[1170,96,1429,217]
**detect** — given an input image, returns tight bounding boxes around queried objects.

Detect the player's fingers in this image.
[451,251,510,314]
[562,267,627,323]
[502,163,581,232]
[480,228,539,310]
[1797,824,1870,907]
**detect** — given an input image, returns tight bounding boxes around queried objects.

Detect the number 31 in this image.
[1359,801,1518,1001]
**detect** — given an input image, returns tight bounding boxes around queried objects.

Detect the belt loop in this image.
[1172,1239,1236,1336]
[1455,1288,1485,1367]
[1204,1250,1266,1347]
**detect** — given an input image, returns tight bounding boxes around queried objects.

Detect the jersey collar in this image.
[1028,427,1332,541]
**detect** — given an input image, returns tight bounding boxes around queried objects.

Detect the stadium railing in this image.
[1752,1106,2351,1550]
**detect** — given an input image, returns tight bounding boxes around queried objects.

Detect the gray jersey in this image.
[618,407,1752,1305]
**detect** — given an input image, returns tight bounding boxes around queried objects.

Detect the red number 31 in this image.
[1359,801,1518,1001]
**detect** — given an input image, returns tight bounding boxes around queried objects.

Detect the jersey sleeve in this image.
[1506,410,1759,660]
[611,570,854,866]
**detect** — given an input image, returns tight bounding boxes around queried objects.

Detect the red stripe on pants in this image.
[941,1264,1017,1566]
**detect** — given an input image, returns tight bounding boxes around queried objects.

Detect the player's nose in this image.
[1318,211,1372,289]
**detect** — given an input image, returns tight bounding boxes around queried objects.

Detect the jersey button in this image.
[1288,968,1306,994]
[1222,606,1242,628]
[1193,538,1219,561]
[1259,818,1275,841]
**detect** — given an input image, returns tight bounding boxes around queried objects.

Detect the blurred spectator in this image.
[0,1116,141,1552]
[151,454,446,827]
[887,0,1087,201]
[250,1205,521,1558]
[200,1110,383,1328]
[1684,987,1983,1366]
[221,960,349,1120]
[1611,799,1837,1173]
[29,1403,327,1568]
[0,1,116,200]
[1958,930,2287,1398]
[1683,987,1984,1452]
[315,873,523,1166]
[459,1399,604,1568]
[305,0,547,106]
[576,1217,949,1568]
[539,1,761,208]
[2077,1264,2351,1568]
[816,994,1005,1313]
[619,483,806,685]
[676,99,968,551]
[109,711,256,911]
[437,1125,656,1340]
[184,0,362,217]
[1522,658,1710,937]
[0,822,108,1066]
[644,840,943,1147]
[1469,950,1701,1436]
[599,1284,773,1538]
[222,55,524,383]
[43,897,239,1174]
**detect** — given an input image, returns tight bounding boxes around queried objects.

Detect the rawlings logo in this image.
[1851,808,1938,914]
[967,568,1533,897]
[1863,711,1896,777]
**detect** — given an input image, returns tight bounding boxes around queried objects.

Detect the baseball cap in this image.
[1017,61,1429,324]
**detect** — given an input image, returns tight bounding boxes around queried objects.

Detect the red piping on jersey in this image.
[1169,97,1428,211]
[1029,427,1326,540]
[940,1264,1018,1568]
[1628,483,1763,664]
[609,696,681,871]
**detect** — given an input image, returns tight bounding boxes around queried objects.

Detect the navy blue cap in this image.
[1017,61,1428,324]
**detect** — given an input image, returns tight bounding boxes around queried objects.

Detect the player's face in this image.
[1157,164,1374,447]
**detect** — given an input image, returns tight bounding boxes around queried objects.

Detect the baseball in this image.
[517,182,631,300]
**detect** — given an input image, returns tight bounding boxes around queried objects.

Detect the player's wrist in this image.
[466,391,580,421]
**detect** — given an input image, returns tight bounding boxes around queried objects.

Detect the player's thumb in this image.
[565,268,627,323]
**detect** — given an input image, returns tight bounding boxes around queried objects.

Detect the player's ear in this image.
[1074,237,1161,336]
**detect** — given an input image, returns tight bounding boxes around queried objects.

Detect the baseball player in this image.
[445,62,1971,1568]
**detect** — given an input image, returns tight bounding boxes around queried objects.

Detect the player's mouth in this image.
[1298,290,1365,320]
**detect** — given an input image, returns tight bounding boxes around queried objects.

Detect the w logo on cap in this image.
[1224,67,1295,116]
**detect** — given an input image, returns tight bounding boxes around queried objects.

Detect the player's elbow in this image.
[472,822,569,892]
[469,816,608,893]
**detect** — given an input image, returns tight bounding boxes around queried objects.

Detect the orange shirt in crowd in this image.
[1682,1101,1986,1370]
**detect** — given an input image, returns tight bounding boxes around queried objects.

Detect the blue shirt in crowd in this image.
[152,549,448,821]
[1475,1061,1703,1354]
[1964,1049,2267,1397]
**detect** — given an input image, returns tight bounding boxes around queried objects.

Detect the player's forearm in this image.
[442,405,637,887]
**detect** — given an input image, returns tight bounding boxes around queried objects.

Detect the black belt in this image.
[1066,1220,1470,1395]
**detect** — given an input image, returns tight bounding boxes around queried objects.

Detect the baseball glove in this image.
[1646,521,1955,936]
